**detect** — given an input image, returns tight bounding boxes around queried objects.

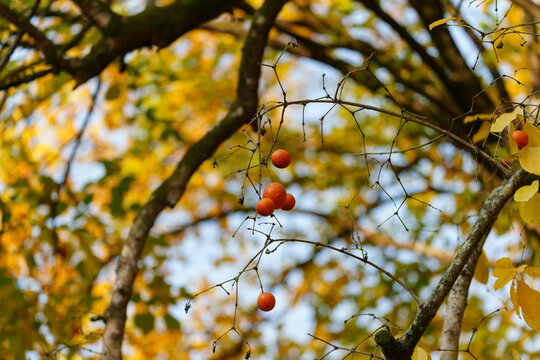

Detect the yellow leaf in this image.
[519,147,540,176]
[192,341,208,350]
[493,257,517,290]
[519,193,540,226]
[512,348,522,360]
[490,107,520,133]
[523,122,540,147]
[519,123,540,175]
[473,251,489,284]
[516,280,540,331]
[525,266,540,278]
[510,282,521,319]
[412,337,431,360]
[472,121,491,143]
[509,123,518,154]
[412,346,430,360]
[463,114,492,124]
[514,180,539,202]
[429,17,456,30]
[516,264,528,273]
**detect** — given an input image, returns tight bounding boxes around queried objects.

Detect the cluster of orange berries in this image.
[255,149,295,217]
[255,149,295,312]
[253,131,531,313]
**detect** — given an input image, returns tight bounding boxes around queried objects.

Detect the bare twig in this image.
[387,168,530,357]
[269,237,422,306]
[308,333,385,360]
[254,99,510,177]
[62,79,101,187]
[0,0,41,72]
[100,1,289,359]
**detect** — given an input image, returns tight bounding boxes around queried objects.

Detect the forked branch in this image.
[100,1,289,359]
[374,168,529,359]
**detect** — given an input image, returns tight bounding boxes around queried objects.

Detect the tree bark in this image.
[374,168,530,358]
[100,1,288,359]
[0,1,242,86]
[440,236,486,360]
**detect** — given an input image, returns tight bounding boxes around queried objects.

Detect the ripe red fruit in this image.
[257,292,276,311]
[263,182,287,208]
[280,193,295,211]
[513,130,529,149]
[271,149,291,168]
[256,198,275,216]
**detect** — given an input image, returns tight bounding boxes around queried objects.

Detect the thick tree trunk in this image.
[100,1,289,358]
[375,168,529,358]
[440,237,485,360]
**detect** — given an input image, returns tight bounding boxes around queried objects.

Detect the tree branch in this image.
[261,98,510,177]
[0,0,40,73]
[70,0,120,33]
[71,0,244,85]
[447,2,510,102]
[439,234,486,360]
[62,78,101,187]
[355,0,455,101]
[0,4,74,72]
[0,68,54,90]
[100,1,288,359]
[393,168,529,356]
[408,0,493,113]
[0,1,243,87]
[375,329,408,360]
[514,0,540,20]
[274,19,461,117]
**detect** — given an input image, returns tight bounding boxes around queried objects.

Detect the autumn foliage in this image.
[0,0,539,360]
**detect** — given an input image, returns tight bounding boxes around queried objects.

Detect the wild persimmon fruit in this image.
[263,182,287,208]
[257,292,276,311]
[513,130,529,149]
[256,198,275,216]
[271,149,291,168]
[280,193,295,211]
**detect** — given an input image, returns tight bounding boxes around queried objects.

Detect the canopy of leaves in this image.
[0,0,539,359]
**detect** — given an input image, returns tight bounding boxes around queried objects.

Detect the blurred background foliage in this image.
[0,0,538,359]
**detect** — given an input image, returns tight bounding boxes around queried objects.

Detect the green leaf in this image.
[105,83,120,100]
[180,287,195,299]
[163,314,181,331]
[134,312,155,334]
[110,176,135,217]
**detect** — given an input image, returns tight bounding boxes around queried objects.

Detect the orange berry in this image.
[271,149,291,168]
[257,292,276,311]
[513,130,529,149]
[280,193,295,211]
[256,198,275,216]
[263,182,287,208]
